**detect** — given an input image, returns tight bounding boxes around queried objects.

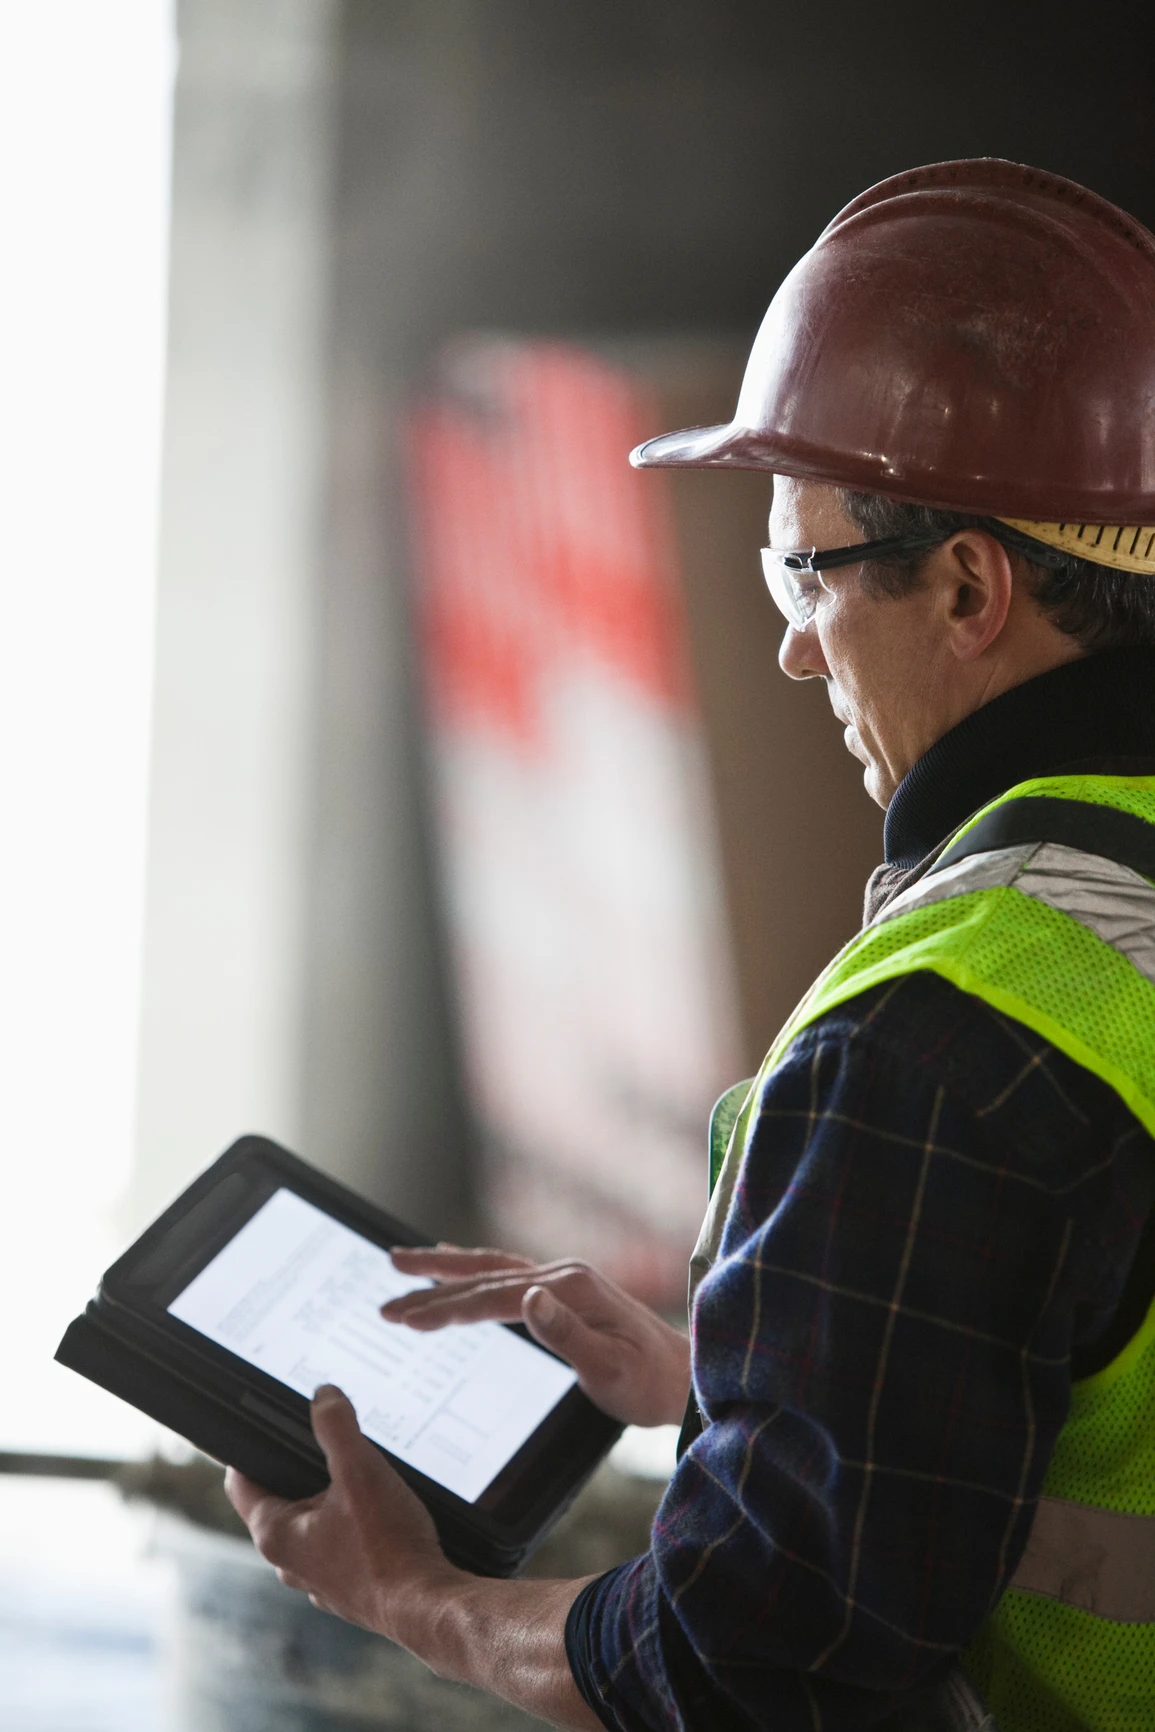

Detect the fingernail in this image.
[313,1383,342,1403]
[526,1285,558,1323]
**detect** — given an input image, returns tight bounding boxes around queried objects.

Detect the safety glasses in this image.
[761,533,948,630]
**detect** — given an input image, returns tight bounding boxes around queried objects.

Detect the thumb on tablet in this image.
[310,1384,364,1467]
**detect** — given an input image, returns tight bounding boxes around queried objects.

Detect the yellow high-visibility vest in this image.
[698,775,1155,1732]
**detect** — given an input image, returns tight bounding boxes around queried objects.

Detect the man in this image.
[227,159,1155,1730]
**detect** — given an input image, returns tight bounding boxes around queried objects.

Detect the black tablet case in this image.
[55,1139,620,1576]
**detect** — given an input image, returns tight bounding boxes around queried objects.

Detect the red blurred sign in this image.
[407,340,741,1305]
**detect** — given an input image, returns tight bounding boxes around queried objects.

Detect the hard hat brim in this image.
[630,422,781,470]
[631,423,1155,575]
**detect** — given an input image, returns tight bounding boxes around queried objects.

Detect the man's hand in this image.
[225,1384,602,1730]
[225,1385,456,1632]
[383,1246,692,1428]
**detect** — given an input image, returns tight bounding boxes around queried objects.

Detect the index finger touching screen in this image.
[168,1188,578,1504]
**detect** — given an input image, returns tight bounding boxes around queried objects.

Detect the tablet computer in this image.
[55,1135,622,1576]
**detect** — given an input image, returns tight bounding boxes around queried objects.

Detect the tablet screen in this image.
[167,1187,577,1503]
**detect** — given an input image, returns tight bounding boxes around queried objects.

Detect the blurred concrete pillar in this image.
[295,37,478,1236]
[129,0,473,1234]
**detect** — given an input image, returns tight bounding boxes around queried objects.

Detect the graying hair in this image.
[837,489,1155,653]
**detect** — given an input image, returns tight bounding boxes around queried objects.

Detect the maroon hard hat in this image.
[631,159,1155,530]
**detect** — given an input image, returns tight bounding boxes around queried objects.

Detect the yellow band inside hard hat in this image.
[997,518,1155,575]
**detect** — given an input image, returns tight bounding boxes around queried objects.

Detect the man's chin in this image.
[862,767,890,809]
[841,725,890,808]
[860,758,900,810]
[851,745,892,809]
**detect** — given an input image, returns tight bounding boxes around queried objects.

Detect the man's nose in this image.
[778,622,829,681]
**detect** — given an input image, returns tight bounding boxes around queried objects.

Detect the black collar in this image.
[884,648,1155,869]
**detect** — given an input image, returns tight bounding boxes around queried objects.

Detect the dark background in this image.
[336,0,1155,356]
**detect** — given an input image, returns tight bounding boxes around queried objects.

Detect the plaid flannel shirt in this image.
[566,970,1155,1731]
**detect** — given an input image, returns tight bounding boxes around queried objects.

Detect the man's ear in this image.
[938,531,1015,661]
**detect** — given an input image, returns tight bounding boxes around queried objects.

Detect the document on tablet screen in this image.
[168,1187,578,1502]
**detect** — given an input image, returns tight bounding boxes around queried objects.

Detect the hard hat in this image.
[631,159,1155,576]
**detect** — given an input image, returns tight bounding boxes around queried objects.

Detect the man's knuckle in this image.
[556,1261,596,1299]
[256,1524,287,1565]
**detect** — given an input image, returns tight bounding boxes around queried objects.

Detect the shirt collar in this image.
[883,647,1155,868]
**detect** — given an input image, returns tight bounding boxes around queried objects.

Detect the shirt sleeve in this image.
[567,975,1143,1731]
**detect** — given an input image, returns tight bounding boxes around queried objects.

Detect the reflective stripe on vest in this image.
[873,839,1155,984]
[1010,1495,1155,1624]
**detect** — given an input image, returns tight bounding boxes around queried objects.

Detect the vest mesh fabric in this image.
[724,776,1155,1732]
[964,1294,1155,1732]
[762,886,1155,1143]
[709,1081,752,1194]
[965,1595,1155,1732]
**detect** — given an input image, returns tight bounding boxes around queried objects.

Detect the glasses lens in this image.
[761,548,820,629]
